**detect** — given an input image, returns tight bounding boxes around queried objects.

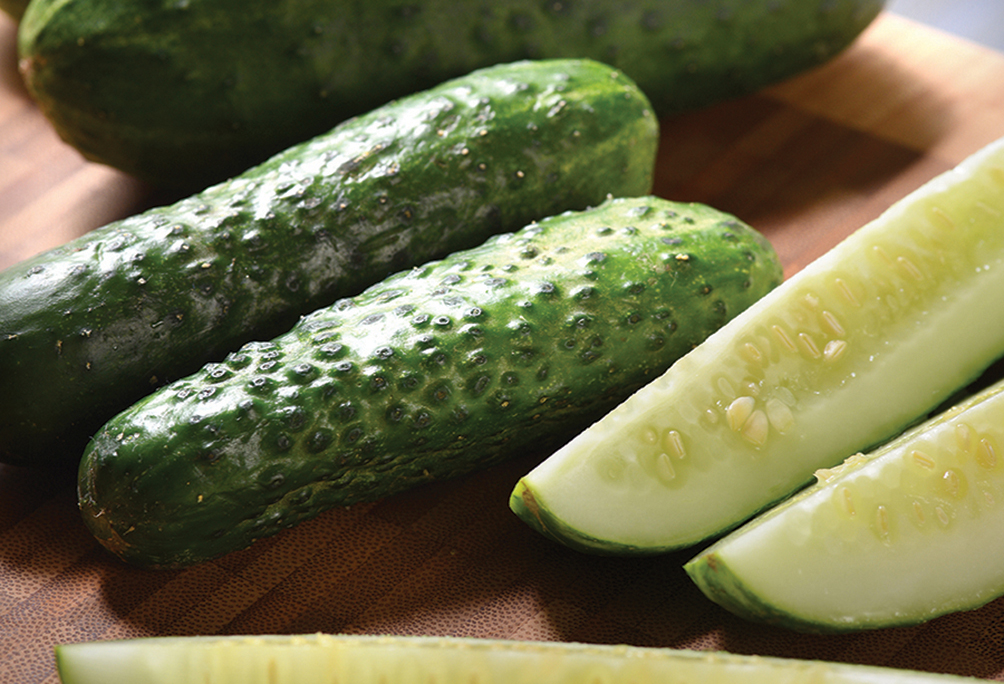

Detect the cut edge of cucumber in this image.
[54,634,983,684]
[509,135,1004,555]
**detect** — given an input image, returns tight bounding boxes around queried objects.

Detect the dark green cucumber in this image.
[18,0,884,187]
[77,196,782,568]
[509,135,1004,558]
[0,59,659,468]
[53,634,987,684]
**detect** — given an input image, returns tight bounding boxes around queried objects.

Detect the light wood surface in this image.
[3,10,1004,684]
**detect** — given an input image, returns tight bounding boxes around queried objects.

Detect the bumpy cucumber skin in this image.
[0,0,26,20]
[0,59,659,468]
[77,196,782,569]
[18,0,884,187]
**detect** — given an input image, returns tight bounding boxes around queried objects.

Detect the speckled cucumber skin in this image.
[78,196,783,569]
[0,59,659,468]
[18,0,884,187]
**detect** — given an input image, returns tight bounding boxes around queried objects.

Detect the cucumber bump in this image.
[510,135,1004,556]
[77,196,782,569]
[18,0,885,187]
[54,634,983,684]
[684,373,1004,633]
[0,58,659,468]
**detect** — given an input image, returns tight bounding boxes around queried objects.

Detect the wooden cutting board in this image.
[4,10,1004,684]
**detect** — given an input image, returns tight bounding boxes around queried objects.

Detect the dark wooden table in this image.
[4,10,1004,684]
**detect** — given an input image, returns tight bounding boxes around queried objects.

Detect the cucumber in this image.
[53,634,981,684]
[77,196,782,569]
[510,135,1004,556]
[17,0,885,187]
[684,373,1004,633]
[0,58,659,469]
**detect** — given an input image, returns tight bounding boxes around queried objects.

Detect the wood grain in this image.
[3,10,1004,684]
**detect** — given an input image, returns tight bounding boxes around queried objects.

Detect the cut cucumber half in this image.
[684,374,1004,633]
[510,135,1004,555]
[53,634,982,684]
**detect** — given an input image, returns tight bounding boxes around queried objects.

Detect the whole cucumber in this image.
[0,59,659,468]
[78,196,783,569]
[18,0,884,187]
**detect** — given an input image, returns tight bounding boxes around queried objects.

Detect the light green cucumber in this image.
[684,373,1004,633]
[77,196,781,569]
[53,634,983,684]
[510,135,1004,555]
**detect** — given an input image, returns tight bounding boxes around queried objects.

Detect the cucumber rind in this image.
[54,634,982,684]
[684,375,1004,634]
[511,135,1004,555]
[0,58,659,468]
[77,196,782,569]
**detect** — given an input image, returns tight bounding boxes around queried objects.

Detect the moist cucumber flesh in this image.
[77,196,782,569]
[0,58,659,468]
[17,0,885,187]
[684,374,1004,633]
[510,135,1004,555]
[53,633,983,684]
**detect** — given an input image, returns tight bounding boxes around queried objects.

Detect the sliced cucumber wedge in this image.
[684,374,1004,633]
[54,634,982,684]
[510,135,1004,555]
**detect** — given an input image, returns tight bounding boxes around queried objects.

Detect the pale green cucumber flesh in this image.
[684,375,1004,633]
[54,634,981,684]
[18,0,884,186]
[0,0,27,19]
[511,136,1004,555]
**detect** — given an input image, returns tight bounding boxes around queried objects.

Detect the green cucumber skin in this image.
[18,0,884,187]
[510,478,637,556]
[77,196,783,569]
[684,556,811,631]
[0,59,659,468]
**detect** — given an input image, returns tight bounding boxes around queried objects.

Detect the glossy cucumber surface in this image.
[685,374,1004,633]
[510,135,1004,556]
[77,196,782,568]
[18,0,884,186]
[54,634,982,684]
[0,58,658,468]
